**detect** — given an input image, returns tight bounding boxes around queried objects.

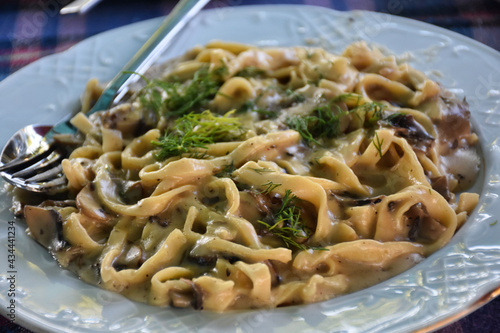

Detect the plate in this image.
[1,5,500,333]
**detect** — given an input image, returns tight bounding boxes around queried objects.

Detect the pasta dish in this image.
[17,41,480,311]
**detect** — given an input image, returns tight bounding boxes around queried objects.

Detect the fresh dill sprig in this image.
[331,93,361,103]
[237,96,279,119]
[138,65,226,116]
[258,189,325,251]
[165,66,226,116]
[258,189,306,249]
[258,219,308,250]
[363,102,385,126]
[123,72,164,114]
[235,66,266,78]
[284,89,306,104]
[260,181,282,194]
[215,161,236,178]
[237,100,277,119]
[287,102,346,146]
[276,189,298,216]
[152,130,210,160]
[180,110,243,140]
[237,100,255,113]
[286,116,322,146]
[332,93,385,125]
[152,110,243,160]
[287,94,386,146]
[373,132,384,157]
[250,167,275,175]
[254,108,278,119]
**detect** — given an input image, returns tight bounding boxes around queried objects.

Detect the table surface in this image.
[1,0,499,332]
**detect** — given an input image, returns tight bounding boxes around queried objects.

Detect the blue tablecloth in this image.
[1,0,499,332]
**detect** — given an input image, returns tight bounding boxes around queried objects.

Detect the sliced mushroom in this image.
[436,98,472,150]
[76,183,112,221]
[112,244,145,270]
[430,176,451,201]
[24,205,66,251]
[386,113,435,153]
[405,203,446,243]
[118,180,144,205]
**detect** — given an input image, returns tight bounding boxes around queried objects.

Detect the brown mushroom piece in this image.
[430,176,452,201]
[76,183,113,221]
[436,98,472,150]
[117,179,144,205]
[99,103,142,139]
[24,205,66,251]
[386,113,435,153]
[406,203,446,243]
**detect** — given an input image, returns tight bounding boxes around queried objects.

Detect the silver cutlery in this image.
[60,0,103,14]
[0,0,211,193]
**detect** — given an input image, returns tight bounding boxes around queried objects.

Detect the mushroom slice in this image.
[24,205,65,251]
[76,183,113,221]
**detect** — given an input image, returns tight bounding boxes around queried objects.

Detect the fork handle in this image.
[46,0,211,140]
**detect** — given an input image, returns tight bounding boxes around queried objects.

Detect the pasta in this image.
[17,41,480,312]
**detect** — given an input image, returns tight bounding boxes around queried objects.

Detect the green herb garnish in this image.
[250,167,275,175]
[123,71,164,114]
[284,89,306,104]
[237,100,255,113]
[258,189,325,251]
[235,66,266,78]
[364,102,385,126]
[258,189,305,249]
[153,110,242,160]
[287,94,385,146]
[215,161,236,178]
[138,65,226,116]
[166,66,226,116]
[333,93,385,125]
[237,99,278,119]
[373,132,384,157]
[287,102,346,146]
[260,181,282,194]
[255,109,278,118]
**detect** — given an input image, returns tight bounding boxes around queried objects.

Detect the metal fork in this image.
[0,0,210,194]
[60,0,103,15]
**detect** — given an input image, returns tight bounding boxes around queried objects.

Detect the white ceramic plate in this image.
[1,5,500,333]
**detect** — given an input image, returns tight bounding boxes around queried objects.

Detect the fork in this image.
[0,0,211,193]
[60,0,103,15]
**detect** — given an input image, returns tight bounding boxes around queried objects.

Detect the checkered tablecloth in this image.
[1,0,499,332]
